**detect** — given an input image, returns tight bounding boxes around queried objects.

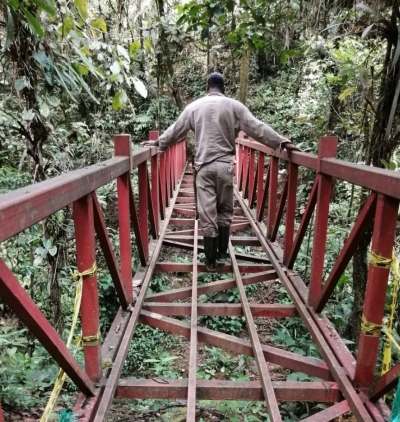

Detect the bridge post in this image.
[114,135,133,303]
[150,131,159,236]
[283,161,298,266]
[308,136,337,307]
[267,156,279,239]
[73,194,102,382]
[138,160,149,261]
[355,193,399,388]
[0,400,4,422]
[256,152,265,219]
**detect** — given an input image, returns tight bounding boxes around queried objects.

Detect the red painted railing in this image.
[236,135,400,402]
[0,133,186,410]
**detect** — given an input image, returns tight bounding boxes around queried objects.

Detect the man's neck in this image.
[208,88,223,95]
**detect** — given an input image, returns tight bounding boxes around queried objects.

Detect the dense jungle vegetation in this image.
[1,0,400,420]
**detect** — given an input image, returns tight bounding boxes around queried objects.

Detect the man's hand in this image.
[141,139,159,147]
[282,141,301,155]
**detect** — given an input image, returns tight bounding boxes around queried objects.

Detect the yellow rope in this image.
[382,251,400,376]
[369,250,392,269]
[361,313,382,337]
[40,262,97,422]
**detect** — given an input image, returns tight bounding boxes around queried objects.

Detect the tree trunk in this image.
[239,47,249,105]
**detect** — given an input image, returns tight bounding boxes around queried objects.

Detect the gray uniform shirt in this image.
[158,92,289,169]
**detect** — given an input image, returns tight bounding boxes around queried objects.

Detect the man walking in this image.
[143,73,300,271]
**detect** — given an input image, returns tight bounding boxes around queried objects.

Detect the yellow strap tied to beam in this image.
[40,262,97,422]
[369,250,392,269]
[361,313,382,337]
[382,251,400,377]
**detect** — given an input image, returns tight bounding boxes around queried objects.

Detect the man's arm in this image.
[238,104,300,153]
[142,108,191,152]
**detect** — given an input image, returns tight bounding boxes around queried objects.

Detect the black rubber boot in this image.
[217,225,230,264]
[203,237,218,271]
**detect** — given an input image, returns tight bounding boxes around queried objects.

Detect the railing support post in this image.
[73,194,102,382]
[283,162,298,266]
[150,131,159,236]
[267,156,279,238]
[308,136,337,306]
[138,161,149,261]
[355,193,399,388]
[256,152,265,218]
[114,135,133,303]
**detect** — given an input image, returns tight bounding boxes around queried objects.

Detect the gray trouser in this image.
[196,160,234,238]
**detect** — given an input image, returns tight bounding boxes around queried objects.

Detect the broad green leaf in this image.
[74,0,89,19]
[112,90,127,110]
[338,86,356,101]
[21,6,44,38]
[63,16,74,36]
[110,61,121,75]
[48,245,57,256]
[5,6,15,50]
[117,45,130,62]
[132,77,147,98]
[31,0,56,16]
[130,40,140,54]
[40,102,50,117]
[22,109,35,121]
[361,23,374,39]
[72,62,89,75]
[33,256,43,266]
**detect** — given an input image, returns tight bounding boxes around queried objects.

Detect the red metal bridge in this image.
[0,132,399,421]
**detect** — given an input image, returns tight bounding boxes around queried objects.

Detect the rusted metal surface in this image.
[270,176,288,242]
[142,302,298,317]
[369,362,400,400]
[92,193,129,309]
[315,192,377,312]
[308,136,338,306]
[92,163,187,422]
[140,311,333,380]
[267,156,279,238]
[299,400,351,421]
[145,271,277,302]
[234,188,373,421]
[116,379,341,402]
[73,194,102,382]
[187,219,199,421]
[229,242,282,421]
[0,258,94,395]
[0,157,129,243]
[355,194,399,387]
[283,161,298,264]
[154,262,273,273]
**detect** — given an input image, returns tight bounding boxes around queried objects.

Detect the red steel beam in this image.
[242,146,249,197]
[355,194,399,388]
[145,271,276,302]
[369,362,400,400]
[147,173,157,239]
[308,136,338,307]
[256,152,265,217]
[248,147,256,204]
[116,379,341,402]
[257,164,270,222]
[236,137,400,202]
[283,162,298,265]
[150,131,160,235]
[163,235,261,246]
[128,178,146,266]
[143,302,298,317]
[299,400,350,422]
[162,239,270,263]
[286,178,319,269]
[138,162,149,261]
[0,258,94,395]
[267,156,279,239]
[0,157,129,243]
[187,220,199,421]
[234,188,373,421]
[159,152,167,219]
[92,162,188,422]
[73,194,102,382]
[315,192,377,312]
[92,193,129,309]
[154,262,273,273]
[228,242,282,421]
[270,176,288,242]
[140,311,333,380]
[0,402,4,422]
[114,135,133,304]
